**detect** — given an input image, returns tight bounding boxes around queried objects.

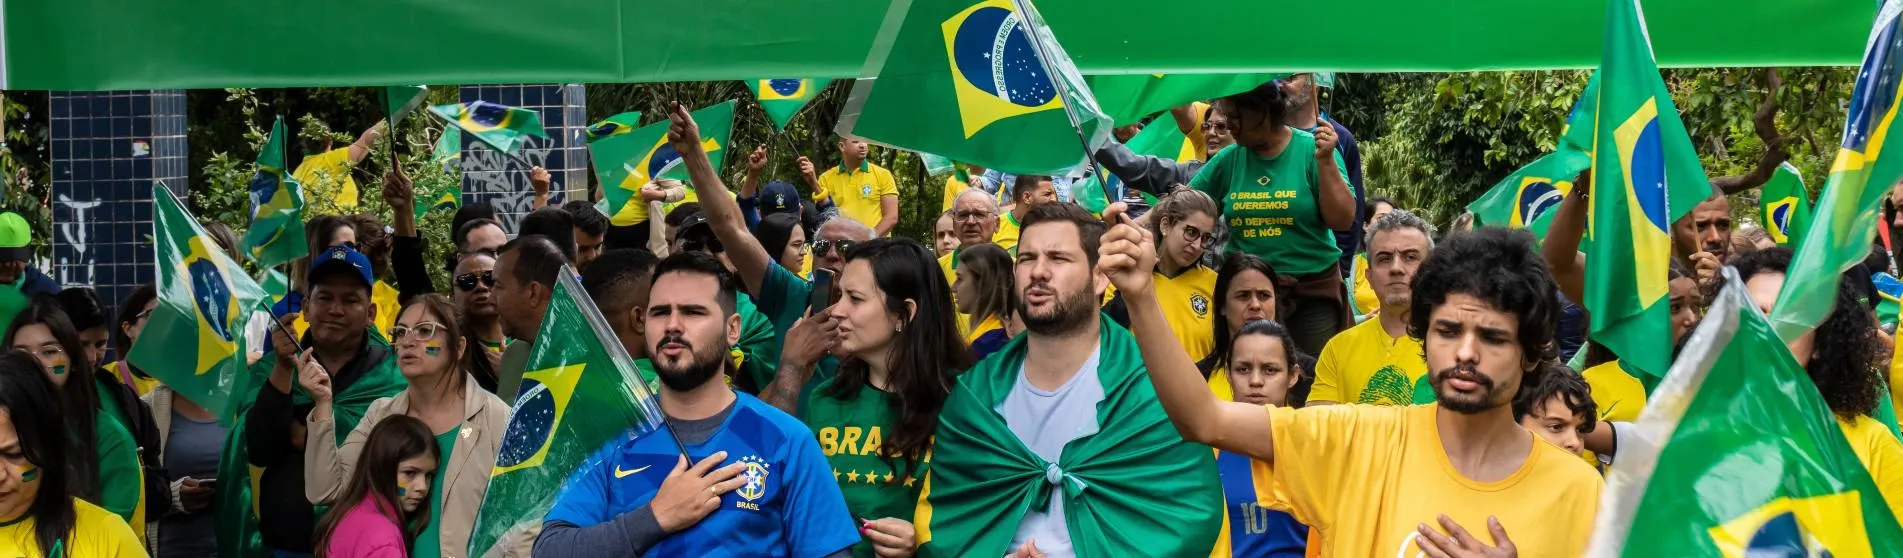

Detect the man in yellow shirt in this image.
[1311,210,1436,406]
[1350,196,1398,317]
[802,136,898,236]
[938,189,1002,287]
[1111,222,1602,557]
[994,175,1056,251]
[292,120,384,210]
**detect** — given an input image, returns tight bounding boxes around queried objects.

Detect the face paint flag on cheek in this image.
[19,464,38,483]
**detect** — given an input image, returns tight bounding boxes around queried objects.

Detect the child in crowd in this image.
[1513,363,1598,457]
[314,416,440,558]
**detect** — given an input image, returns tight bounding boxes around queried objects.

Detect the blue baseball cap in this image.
[759,180,803,216]
[308,244,375,290]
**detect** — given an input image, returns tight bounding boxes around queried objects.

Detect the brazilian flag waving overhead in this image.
[584,111,640,143]
[839,0,1111,175]
[468,267,672,557]
[1758,162,1813,246]
[430,100,548,156]
[1771,0,1903,342]
[241,116,308,268]
[752,79,830,131]
[132,183,269,422]
[1467,148,1591,242]
[1086,72,1285,127]
[588,102,733,227]
[1583,0,1712,381]
[1587,268,1903,557]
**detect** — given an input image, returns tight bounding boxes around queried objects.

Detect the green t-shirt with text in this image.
[1189,128,1351,276]
[799,378,928,558]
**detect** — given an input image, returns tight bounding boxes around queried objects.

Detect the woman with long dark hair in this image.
[4,298,146,530]
[313,415,440,558]
[0,350,143,555]
[305,294,509,557]
[106,285,161,396]
[1188,81,1356,356]
[757,212,810,274]
[450,252,505,392]
[953,243,1015,360]
[1204,252,1293,402]
[808,238,971,558]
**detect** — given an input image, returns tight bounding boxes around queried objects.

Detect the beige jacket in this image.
[305,377,509,558]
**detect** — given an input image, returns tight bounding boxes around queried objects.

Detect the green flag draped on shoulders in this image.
[916,319,1221,556]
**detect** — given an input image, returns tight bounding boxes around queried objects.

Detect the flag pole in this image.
[1009,0,1116,208]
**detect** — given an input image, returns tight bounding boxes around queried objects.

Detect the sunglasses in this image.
[389,322,446,342]
[455,271,496,292]
[812,239,857,258]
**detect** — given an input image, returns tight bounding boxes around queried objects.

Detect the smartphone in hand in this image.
[809,269,834,315]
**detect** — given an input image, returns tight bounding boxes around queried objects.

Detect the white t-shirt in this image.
[997,346,1105,558]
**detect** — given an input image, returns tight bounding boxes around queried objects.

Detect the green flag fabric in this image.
[838,0,1111,175]
[129,184,269,422]
[1587,268,1903,556]
[1086,72,1285,127]
[1583,0,1713,381]
[215,378,268,558]
[1466,147,1591,241]
[1071,120,1184,213]
[383,85,428,128]
[413,128,464,221]
[916,320,1221,556]
[1770,0,1903,342]
[590,102,734,227]
[1760,162,1814,246]
[429,101,548,156]
[240,116,308,268]
[584,111,641,143]
[1560,71,1601,154]
[752,79,831,131]
[469,268,671,556]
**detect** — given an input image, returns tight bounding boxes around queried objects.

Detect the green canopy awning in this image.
[0,0,1871,91]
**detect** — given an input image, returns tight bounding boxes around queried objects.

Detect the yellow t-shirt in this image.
[1185,101,1211,162]
[1309,318,1429,405]
[1891,342,1903,421]
[993,212,1021,251]
[291,148,359,209]
[814,162,898,232]
[0,498,144,557]
[1155,266,1219,363]
[938,251,973,336]
[1350,254,1378,317]
[612,185,708,227]
[1262,404,1602,557]
[1840,414,1903,515]
[940,174,968,213]
[1582,361,1645,424]
[1209,364,1235,402]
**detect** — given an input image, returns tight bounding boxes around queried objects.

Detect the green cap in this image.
[0,213,29,262]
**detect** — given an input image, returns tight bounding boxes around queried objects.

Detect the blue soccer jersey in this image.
[1218,450,1308,557]
[546,393,859,557]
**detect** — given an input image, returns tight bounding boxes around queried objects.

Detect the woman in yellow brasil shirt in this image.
[1203,252,1285,402]
[1105,188,1224,366]
[0,351,143,556]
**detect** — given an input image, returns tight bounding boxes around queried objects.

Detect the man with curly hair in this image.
[1120,225,1603,557]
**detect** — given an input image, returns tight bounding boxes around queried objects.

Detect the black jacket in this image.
[244,337,390,552]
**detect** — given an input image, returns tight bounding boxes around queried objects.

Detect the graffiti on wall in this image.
[52,194,102,287]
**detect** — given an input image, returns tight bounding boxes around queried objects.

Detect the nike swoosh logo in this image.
[615,465,651,479]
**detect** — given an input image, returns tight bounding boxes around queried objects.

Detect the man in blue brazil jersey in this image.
[534,252,858,557]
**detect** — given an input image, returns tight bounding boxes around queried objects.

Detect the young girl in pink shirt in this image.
[314,415,439,558]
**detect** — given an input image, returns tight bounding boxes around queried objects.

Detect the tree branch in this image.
[1711,69,1788,196]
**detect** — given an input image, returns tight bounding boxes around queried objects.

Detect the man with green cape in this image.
[237,244,407,555]
[916,202,1222,557]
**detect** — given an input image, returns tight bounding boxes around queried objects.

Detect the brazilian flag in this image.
[467,268,671,556]
[751,79,829,131]
[132,183,269,422]
[1072,118,1190,214]
[839,0,1111,175]
[240,116,307,268]
[1588,268,1903,556]
[1770,0,1903,341]
[411,127,463,221]
[1583,0,1712,381]
[383,85,428,128]
[584,111,641,143]
[1466,148,1591,242]
[1758,162,1813,246]
[429,100,548,156]
[1085,72,1285,127]
[588,101,733,227]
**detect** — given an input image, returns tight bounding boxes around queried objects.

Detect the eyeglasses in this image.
[390,322,446,341]
[812,239,856,258]
[680,235,725,255]
[1178,226,1212,248]
[455,271,496,292]
[953,210,992,222]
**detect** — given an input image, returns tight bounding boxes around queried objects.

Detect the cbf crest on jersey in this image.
[736,455,772,509]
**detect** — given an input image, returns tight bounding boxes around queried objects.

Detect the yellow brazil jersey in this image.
[938,251,972,336]
[1580,360,1646,470]
[815,161,898,233]
[1840,414,1903,515]
[1261,404,1602,557]
[0,497,144,556]
[1309,318,1429,406]
[993,212,1021,251]
[1892,342,1903,421]
[1350,253,1378,316]
[291,148,359,210]
[1155,266,1219,363]
[940,173,968,213]
[1208,364,1235,402]
[1185,101,1211,162]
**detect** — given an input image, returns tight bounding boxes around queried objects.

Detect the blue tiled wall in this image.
[48,91,188,327]
[458,84,588,234]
